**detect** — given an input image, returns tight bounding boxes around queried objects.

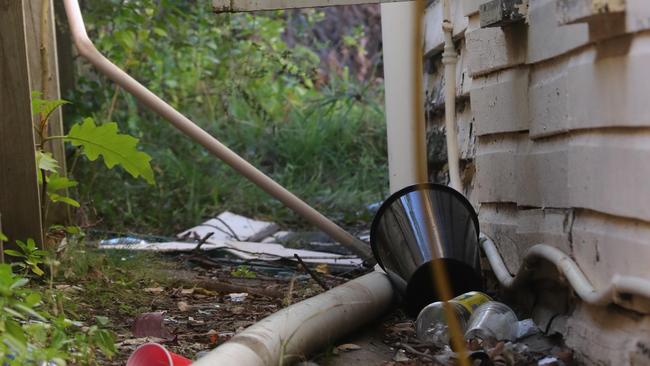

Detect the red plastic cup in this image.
[126,343,193,366]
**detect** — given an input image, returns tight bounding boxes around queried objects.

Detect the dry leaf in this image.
[131,312,175,340]
[315,264,329,274]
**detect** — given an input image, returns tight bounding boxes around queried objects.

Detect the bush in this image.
[67,0,387,233]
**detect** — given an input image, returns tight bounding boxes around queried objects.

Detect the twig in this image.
[193,232,215,251]
[395,342,437,361]
[293,254,329,291]
[192,276,283,299]
[213,216,242,241]
[283,275,296,306]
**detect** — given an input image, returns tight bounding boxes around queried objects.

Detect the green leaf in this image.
[35,151,60,173]
[0,231,7,241]
[31,92,70,118]
[66,118,155,185]
[93,329,116,357]
[47,193,80,208]
[153,27,168,37]
[24,292,41,307]
[95,316,110,326]
[46,174,78,192]
[28,264,45,277]
[115,30,136,50]
[3,250,23,258]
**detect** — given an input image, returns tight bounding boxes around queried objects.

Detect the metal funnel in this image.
[370,183,483,315]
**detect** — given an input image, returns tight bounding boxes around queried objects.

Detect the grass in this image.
[65,1,388,235]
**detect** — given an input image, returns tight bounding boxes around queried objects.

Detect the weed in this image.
[231,265,256,278]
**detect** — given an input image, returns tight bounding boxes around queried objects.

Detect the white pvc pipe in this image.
[480,233,650,313]
[381,1,428,193]
[61,0,372,261]
[193,271,394,366]
[441,0,462,192]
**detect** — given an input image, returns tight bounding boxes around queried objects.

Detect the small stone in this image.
[393,349,410,362]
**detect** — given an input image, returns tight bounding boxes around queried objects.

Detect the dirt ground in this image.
[59,247,573,365]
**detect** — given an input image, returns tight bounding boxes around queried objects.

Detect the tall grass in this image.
[66,0,387,234]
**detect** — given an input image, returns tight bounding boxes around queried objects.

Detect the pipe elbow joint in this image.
[72,35,98,59]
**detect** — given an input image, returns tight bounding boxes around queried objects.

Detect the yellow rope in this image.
[412,1,470,365]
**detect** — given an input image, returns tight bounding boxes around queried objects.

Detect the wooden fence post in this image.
[0,0,45,246]
[24,0,70,226]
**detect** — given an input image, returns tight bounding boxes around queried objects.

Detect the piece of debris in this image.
[178,211,279,242]
[337,343,362,352]
[393,349,410,362]
[144,287,165,294]
[516,319,541,340]
[227,292,248,302]
[177,301,192,312]
[100,236,147,246]
[538,356,561,365]
[131,312,175,340]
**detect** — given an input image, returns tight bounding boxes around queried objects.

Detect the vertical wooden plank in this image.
[23,0,69,225]
[0,0,44,245]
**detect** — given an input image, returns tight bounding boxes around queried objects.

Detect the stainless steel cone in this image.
[370,183,483,315]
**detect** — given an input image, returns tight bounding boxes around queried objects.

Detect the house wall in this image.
[423,0,650,363]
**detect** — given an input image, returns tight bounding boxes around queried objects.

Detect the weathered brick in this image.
[462,0,483,17]
[424,0,469,55]
[626,0,650,33]
[527,0,590,63]
[471,67,530,136]
[516,137,570,208]
[572,210,650,289]
[566,304,650,365]
[556,0,625,25]
[516,208,573,255]
[475,134,523,203]
[567,34,650,132]
[465,23,527,76]
[568,131,650,222]
[528,57,570,138]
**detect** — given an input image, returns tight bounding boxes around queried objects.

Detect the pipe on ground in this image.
[61,0,373,262]
[192,271,395,366]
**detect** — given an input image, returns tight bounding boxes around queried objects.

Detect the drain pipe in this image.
[61,0,372,261]
[380,1,428,193]
[441,0,462,191]
[193,271,394,366]
[480,234,650,314]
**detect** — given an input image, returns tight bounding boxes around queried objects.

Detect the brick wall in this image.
[423,0,650,363]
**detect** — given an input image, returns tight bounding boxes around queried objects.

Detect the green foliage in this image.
[31,91,70,119]
[68,0,387,233]
[67,118,155,185]
[0,232,7,242]
[0,263,117,365]
[46,174,80,208]
[4,239,48,276]
[231,265,256,278]
[35,151,60,173]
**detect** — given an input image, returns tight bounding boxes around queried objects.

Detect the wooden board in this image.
[23,0,69,225]
[0,0,44,244]
[213,0,409,12]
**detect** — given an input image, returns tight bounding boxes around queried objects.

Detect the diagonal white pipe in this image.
[61,0,373,261]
